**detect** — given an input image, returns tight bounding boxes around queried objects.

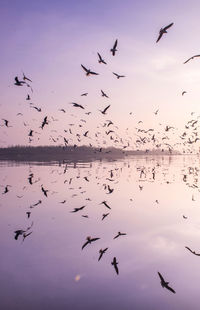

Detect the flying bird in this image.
[183,54,200,64]
[81,93,88,96]
[185,246,200,256]
[99,105,111,115]
[70,102,84,109]
[101,90,109,98]
[81,64,99,76]
[113,231,127,239]
[156,23,174,43]
[157,272,176,294]
[82,236,100,250]
[97,52,107,64]
[110,39,118,56]
[182,91,187,96]
[112,72,125,79]
[71,206,85,213]
[14,76,26,86]
[23,72,32,82]
[111,257,119,274]
[98,248,108,261]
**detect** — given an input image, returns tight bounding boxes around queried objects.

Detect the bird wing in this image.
[163,22,174,30]
[166,284,176,294]
[82,240,89,250]
[81,64,88,72]
[114,264,119,274]
[112,72,118,77]
[97,52,102,60]
[113,39,118,49]
[185,246,194,254]
[89,70,99,75]
[158,272,165,282]
[183,57,192,64]
[91,237,100,242]
[156,33,163,43]
[103,105,111,113]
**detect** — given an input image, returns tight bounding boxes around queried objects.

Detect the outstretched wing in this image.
[113,39,118,49]
[82,240,89,250]
[97,52,102,60]
[81,64,88,72]
[89,70,99,75]
[163,22,174,31]
[158,272,165,282]
[166,284,176,294]
[156,32,163,43]
[103,105,111,114]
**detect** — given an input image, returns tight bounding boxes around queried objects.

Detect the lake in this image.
[0,155,200,310]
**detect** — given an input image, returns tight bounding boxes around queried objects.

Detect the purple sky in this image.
[1,0,200,147]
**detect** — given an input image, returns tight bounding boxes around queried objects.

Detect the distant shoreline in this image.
[0,145,182,162]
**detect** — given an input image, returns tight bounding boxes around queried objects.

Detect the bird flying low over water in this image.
[156,23,174,43]
[82,236,100,250]
[158,272,176,294]
[185,246,200,256]
[81,64,99,76]
[111,257,119,274]
[110,39,118,56]
[98,248,108,261]
[183,54,200,64]
[112,72,125,79]
[97,53,107,64]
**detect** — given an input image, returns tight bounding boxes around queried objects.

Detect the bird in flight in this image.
[113,231,127,239]
[157,272,176,294]
[100,201,111,209]
[110,39,118,56]
[111,257,119,274]
[81,64,99,76]
[14,76,26,86]
[81,92,88,96]
[97,52,107,64]
[98,248,108,261]
[113,72,125,79]
[99,105,111,115]
[183,54,200,64]
[156,23,174,43]
[70,102,84,109]
[23,72,32,82]
[102,213,109,220]
[41,116,48,129]
[82,236,100,250]
[101,90,109,98]
[71,206,85,213]
[182,91,187,96]
[185,246,200,256]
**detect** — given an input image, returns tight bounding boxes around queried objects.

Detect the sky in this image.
[1,0,200,148]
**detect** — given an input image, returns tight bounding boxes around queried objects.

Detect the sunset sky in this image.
[1,0,200,147]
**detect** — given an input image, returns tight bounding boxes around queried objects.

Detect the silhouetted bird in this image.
[14,76,25,86]
[100,201,111,209]
[70,102,84,109]
[71,206,85,213]
[111,257,119,274]
[81,64,99,76]
[101,90,109,98]
[183,54,200,64]
[157,272,176,293]
[110,39,118,56]
[41,185,48,197]
[99,105,110,115]
[156,23,174,43]
[113,72,125,79]
[185,246,200,256]
[98,248,108,261]
[97,52,107,64]
[113,231,127,239]
[82,236,100,250]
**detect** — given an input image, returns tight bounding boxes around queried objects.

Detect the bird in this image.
[70,102,84,109]
[82,236,100,250]
[98,248,108,261]
[110,39,118,56]
[99,105,111,115]
[182,91,187,96]
[14,76,26,86]
[100,201,111,209]
[185,246,200,256]
[154,109,159,115]
[102,213,109,220]
[71,206,85,213]
[81,64,99,76]
[113,231,127,239]
[111,257,119,274]
[101,90,109,98]
[157,272,176,293]
[97,52,107,64]
[156,23,174,43]
[112,72,125,79]
[26,94,31,100]
[183,54,200,64]
[41,185,48,197]
[2,185,11,194]
[31,106,41,112]
[107,185,114,194]
[81,92,88,96]
[41,116,48,129]
[2,119,11,127]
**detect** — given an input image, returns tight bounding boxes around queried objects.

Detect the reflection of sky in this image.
[1,156,200,309]
[2,1,200,146]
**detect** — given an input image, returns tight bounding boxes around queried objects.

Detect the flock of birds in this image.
[2,22,200,297]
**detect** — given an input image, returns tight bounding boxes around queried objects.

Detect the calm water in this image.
[1,156,200,310]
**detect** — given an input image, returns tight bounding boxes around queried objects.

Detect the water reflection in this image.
[1,155,200,309]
